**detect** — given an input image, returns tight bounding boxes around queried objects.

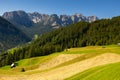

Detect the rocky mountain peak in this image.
[3,10,33,27]
[88,16,98,22]
[2,10,99,27]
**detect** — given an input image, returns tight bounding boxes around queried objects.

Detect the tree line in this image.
[0,16,120,67]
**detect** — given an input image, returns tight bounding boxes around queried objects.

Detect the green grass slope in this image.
[0,53,59,72]
[66,62,120,80]
[0,45,111,72]
[0,45,120,80]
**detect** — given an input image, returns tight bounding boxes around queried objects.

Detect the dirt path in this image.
[1,53,120,80]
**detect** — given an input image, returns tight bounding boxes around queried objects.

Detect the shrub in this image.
[21,68,25,72]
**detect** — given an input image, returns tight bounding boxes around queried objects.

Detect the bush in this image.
[21,68,25,72]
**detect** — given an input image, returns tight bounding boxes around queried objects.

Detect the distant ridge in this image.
[2,10,99,28]
[2,10,98,38]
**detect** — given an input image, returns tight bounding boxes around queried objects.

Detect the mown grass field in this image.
[66,62,120,80]
[0,45,120,80]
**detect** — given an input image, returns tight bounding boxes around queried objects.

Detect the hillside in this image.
[0,45,120,80]
[0,16,31,52]
[0,16,120,67]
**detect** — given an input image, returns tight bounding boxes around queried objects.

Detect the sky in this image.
[0,0,120,18]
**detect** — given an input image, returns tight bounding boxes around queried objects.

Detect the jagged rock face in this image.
[88,16,99,22]
[28,12,43,23]
[60,15,73,26]
[2,10,33,27]
[2,10,99,28]
[29,13,98,28]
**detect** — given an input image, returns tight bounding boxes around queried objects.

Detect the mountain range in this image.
[2,10,98,37]
[0,10,98,52]
[2,10,98,27]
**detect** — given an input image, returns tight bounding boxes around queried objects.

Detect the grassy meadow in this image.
[0,45,120,80]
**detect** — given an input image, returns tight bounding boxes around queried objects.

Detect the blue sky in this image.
[0,0,120,18]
